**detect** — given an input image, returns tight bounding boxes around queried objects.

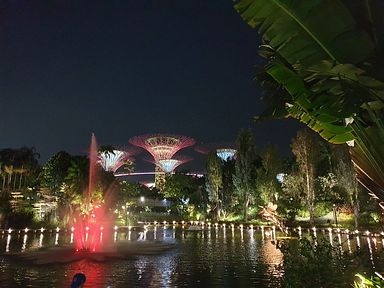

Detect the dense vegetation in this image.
[0,127,379,230]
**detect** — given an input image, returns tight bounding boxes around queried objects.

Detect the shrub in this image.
[354,272,384,287]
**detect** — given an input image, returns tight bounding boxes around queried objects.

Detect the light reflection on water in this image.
[21,235,27,252]
[0,227,383,287]
[6,234,11,252]
[38,233,43,248]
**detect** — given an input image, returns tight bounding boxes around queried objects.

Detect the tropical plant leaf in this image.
[306,61,384,102]
[286,102,355,144]
[235,0,374,71]
[268,63,355,116]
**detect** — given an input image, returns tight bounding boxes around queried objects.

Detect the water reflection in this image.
[21,234,27,252]
[6,234,11,252]
[272,226,276,242]
[347,234,352,254]
[367,237,375,268]
[249,229,255,243]
[329,229,333,246]
[38,234,43,248]
[1,227,384,287]
[260,240,284,278]
[261,226,265,241]
[338,233,343,252]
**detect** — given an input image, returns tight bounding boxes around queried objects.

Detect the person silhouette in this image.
[71,273,86,288]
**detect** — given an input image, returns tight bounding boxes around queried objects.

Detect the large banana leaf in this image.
[235,0,374,71]
[305,61,384,102]
[266,62,355,143]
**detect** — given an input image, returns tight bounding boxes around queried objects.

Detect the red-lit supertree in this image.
[130,134,195,188]
[129,134,195,161]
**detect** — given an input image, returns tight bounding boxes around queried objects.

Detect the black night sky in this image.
[0,0,300,166]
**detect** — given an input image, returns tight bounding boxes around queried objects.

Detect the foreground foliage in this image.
[235,0,384,204]
[354,272,384,288]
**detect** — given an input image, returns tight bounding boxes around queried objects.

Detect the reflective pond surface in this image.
[0,226,383,287]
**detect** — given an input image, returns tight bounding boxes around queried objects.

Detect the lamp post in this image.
[333,204,338,226]
[122,205,129,226]
[125,210,129,227]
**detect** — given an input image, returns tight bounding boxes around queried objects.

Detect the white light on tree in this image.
[98,150,130,173]
[276,173,286,183]
[216,148,236,161]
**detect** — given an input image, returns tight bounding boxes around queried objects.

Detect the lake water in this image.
[0,226,382,287]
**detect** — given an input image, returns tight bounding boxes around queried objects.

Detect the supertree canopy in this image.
[216,148,237,161]
[158,159,183,173]
[98,150,132,173]
[195,143,236,161]
[129,134,195,161]
[145,155,193,173]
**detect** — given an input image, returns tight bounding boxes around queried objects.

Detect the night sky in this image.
[0,0,300,167]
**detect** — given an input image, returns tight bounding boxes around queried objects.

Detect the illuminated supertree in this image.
[195,143,236,161]
[216,148,237,161]
[129,134,195,161]
[98,149,134,173]
[130,134,195,189]
[144,155,193,173]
